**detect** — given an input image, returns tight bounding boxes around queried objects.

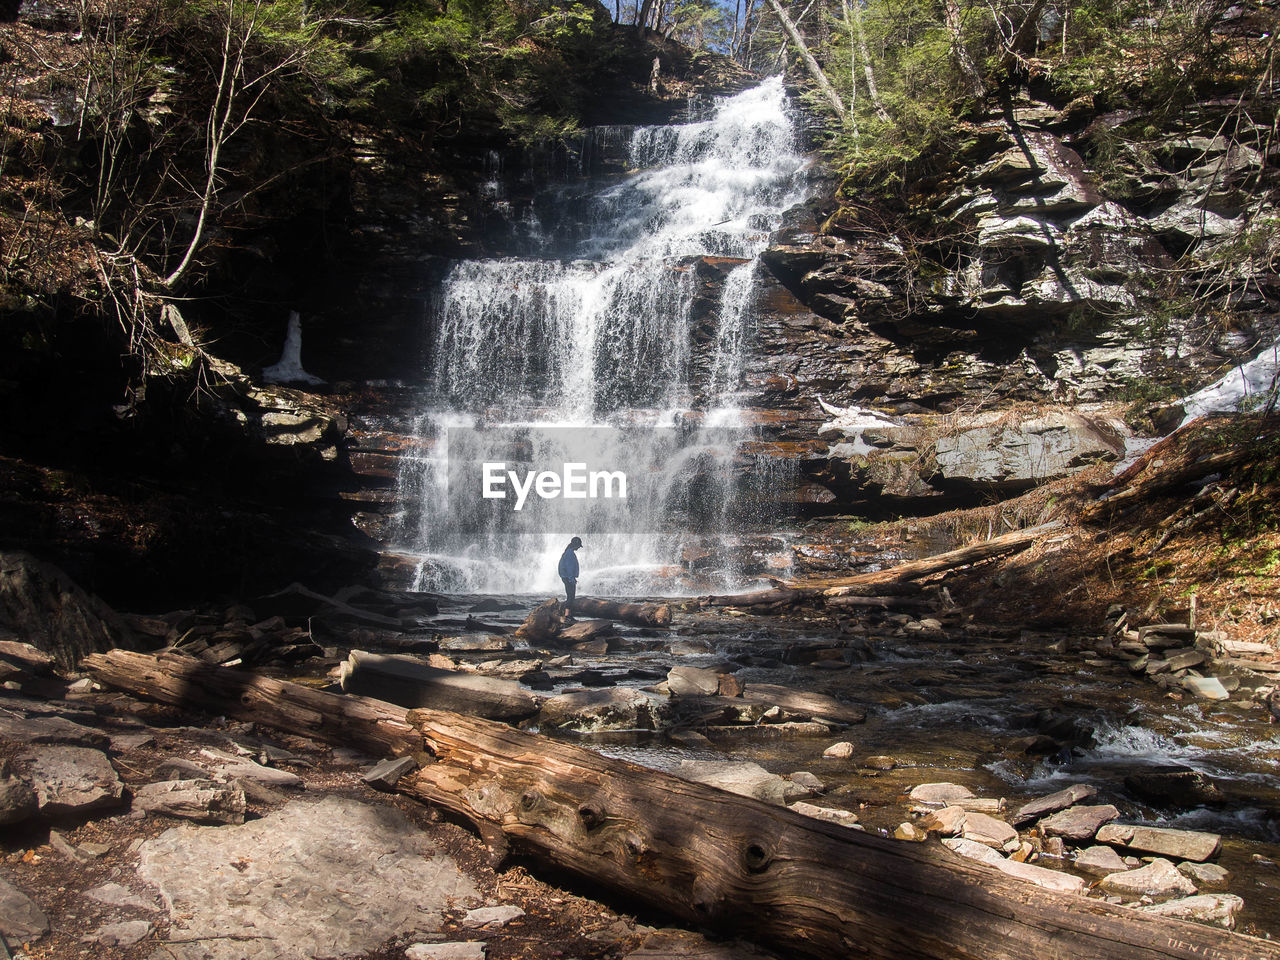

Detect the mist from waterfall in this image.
[397,78,808,595]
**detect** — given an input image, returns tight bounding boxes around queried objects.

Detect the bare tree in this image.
[763,0,845,115]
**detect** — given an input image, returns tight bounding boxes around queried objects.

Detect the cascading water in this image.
[397,77,809,594]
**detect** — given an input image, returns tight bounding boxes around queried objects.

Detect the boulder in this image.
[1095,824,1222,863]
[1141,894,1243,928]
[0,552,136,670]
[0,777,38,826]
[667,665,721,696]
[1124,766,1225,806]
[0,875,49,947]
[1011,782,1097,825]
[25,745,125,816]
[1182,676,1230,700]
[539,688,672,733]
[133,779,247,824]
[1038,804,1119,841]
[1098,858,1198,901]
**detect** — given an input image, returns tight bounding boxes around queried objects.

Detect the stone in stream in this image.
[1182,676,1231,700]
[24,745,125,816]
[788,771,824,793]
[133,779,248,825]
[0,875,49,946]
[667,639,713,656]
[908,782,975,804]
[1124,766,1225,806]
[560,620,618,644]
[1095,823,1222,862]
[572,638,610,656]
[823,742,854,759]
[921,805,967,836]
[539,688,672,733]
[961,811,1019,852]
[941,838,1086,895]
[676,761,795,805]
[1074,845,1130,877]
[1098,858,1197,901]
[1038,803,1119,840]
[1141,894,1243,928]
[667,665,721,696]
[788,802,861,827]
[1179,861,1231,886]
[862,755,896,770]
[894,822,927,841]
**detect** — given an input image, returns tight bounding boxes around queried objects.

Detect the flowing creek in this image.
[365,592,1280,940]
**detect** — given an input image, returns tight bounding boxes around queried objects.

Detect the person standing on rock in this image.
[558,537,582,617]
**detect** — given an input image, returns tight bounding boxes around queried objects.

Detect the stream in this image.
[368,591,1280,940]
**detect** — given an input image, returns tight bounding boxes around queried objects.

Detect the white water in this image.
[397,79,809,594]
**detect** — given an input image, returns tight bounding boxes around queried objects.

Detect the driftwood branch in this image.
[83,650,1280,960]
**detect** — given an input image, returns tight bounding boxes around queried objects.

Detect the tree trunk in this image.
[571,597,672,627]
[800,521,1059,596]
[849,0,890,122]
[82,650,1280,960]
[82,650,418,756]
[942,0,986,98]
[762,0,846,116]
[339,650,540,721]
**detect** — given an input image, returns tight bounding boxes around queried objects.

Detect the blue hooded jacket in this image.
[558,546,579,580]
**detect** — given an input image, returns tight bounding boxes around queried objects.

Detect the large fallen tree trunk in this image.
[571,597,672,627]
[339,649,540,721]
[84,650,1279,960]
[83,650,417,756]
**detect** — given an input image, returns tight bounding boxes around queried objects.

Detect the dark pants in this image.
[562,578,576,609]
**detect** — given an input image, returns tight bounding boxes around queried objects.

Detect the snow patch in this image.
[263,311,324,386]
[1178,336,1280,427]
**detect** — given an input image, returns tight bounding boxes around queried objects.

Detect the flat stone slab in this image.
[1182,676,1230,700]
[0,714,110,748]
[1098,858,1198,901]
[908,782,974,803]
[1074,845,1130,877]
[0,874,49,946]
[84,882,157,912]
[1011,783,1097,825]
[961,811,1018,851]
[1038,804,1119,840]
[197,748,303,789]
[137,796,479,960]
[1095,824,1222,863]
[463,905,525,927]
[24,745,124,816]
[942,838,1085,894]
[406,943,487,960]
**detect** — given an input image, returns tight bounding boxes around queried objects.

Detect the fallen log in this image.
[339,650,540,721]
[800,521,1061,597]
[82,650,417,756]
[701,587,820,607]
[571,597,672,627]
[83,650,1280,960]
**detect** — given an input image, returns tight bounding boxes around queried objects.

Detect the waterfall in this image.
[397,78,809,595]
